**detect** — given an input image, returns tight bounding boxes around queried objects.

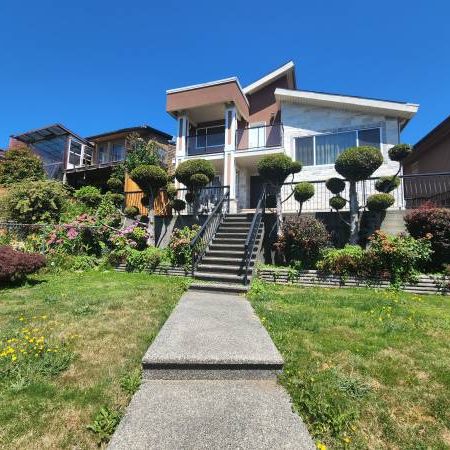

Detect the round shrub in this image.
[405,204,450,270]
[105,192,124,207]
[170,198,186,213]
[317,245,365,278]
[293,182,314,203]
[0,147,45,185]
[326,177,345,194]
[126,247,162,273]
[124,206,139,218]
[388,144,412,162]
[74,186,102,207]
[4,180,68,223]
[257,154,302,185]
[0,246,46,282]
[190,173,210,187]
[130,165,168,193]
[185,192,194,204]
[175,159,215,189]
[335,146,383,181]
[375,176,400,193]
[107,177,123,192]
[166,183,178,200]
[329,195,347,210]
[366,193,395,211]
[274,216,330,268]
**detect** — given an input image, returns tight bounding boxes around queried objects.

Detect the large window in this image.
[295,128,381,166]
[196,125,225,149]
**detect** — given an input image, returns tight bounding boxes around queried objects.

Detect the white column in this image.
[224,106,238,212]
[79,144,85,167]
[175,115,189,189]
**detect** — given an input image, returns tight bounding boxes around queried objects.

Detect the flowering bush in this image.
[167,225,200,267]
[404,203,450,270]
[366,231,433,284]
[109,223,148,251]
[275,216,330,268]
[0,246,46,283]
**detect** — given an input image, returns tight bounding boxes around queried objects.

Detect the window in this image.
[294,128,381,166]
[111,141,125,161]
[196,125,225,148]
[98,144,109,164]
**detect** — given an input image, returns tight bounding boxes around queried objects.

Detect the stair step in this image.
[210,243,246,249]
[212,238,247,245]
[189,282,249,294]
[197,264,251,274]
[219,224,251,230]
[194,272,246,284]
[201,257,254,265]
[207,250,256,258]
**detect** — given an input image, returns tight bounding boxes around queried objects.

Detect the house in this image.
[167,61,419,212]
[9,124,174,189]
[402,115,450,207]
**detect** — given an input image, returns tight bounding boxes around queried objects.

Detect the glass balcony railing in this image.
[236,123,283,151]
[187,131,225,155]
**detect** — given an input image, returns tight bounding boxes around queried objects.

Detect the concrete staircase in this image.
[190,214,263,294]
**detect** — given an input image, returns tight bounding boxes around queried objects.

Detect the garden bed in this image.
[115,263,191,277]
[257,268,450,295]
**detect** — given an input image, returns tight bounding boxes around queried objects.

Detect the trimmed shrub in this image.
[335,146,383,181]
[293,182,314,203]
[404,204,450,270]
[107,177,123,192]
[317,245,365,278]
[124,206,139,218]
[257,154,302,185]
[185,192,194,204]
[366,193,395,212]
[105,192,124,207]
[388,144,412,162]
[74,186,103,207]
[329,195,347,210]
[0,147,45,185]
[0,246,46,282]
[126,247,162,272]
[175,159,215,189]
[166,183,178,200]
[4,180,68,223]
[129,165,168,194]
[170,198,186,213]
[375,176,400,193]
[275,216,330,268]
[326,177,345,194]
[125,134,164,172]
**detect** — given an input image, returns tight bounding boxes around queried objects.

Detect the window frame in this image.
[196,125,225,149]
[294,127,382,167]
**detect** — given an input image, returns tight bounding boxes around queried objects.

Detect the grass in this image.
[0,271,190,449]
[248,280,450,449]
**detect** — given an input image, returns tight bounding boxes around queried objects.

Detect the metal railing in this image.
[279,172,450,213]
[243,185,266,285]
[190,187,230,274]
[236,123,283,151]
[177,185,229,215]
[187,131,225,156]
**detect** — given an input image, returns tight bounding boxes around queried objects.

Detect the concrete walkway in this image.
[108,291,314,449]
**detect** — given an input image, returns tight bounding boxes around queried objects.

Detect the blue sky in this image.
[1,0,449,148]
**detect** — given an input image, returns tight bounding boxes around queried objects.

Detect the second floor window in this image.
[111,141,125,161]
[295,127,381,166]
[196,125,225,148]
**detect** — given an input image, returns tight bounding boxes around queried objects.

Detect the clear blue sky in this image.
[1,0,449,148]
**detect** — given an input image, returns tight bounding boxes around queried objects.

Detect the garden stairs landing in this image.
[190,214,263,294]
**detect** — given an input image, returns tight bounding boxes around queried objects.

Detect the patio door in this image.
[250,176,264,208]
[248,123,265,149]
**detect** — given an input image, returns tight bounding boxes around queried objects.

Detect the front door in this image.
[250,176,264,208]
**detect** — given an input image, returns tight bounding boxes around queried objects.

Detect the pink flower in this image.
[67,228,78,240]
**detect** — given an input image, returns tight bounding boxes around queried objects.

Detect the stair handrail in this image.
[243,185,266,285]
[190,186,230,275]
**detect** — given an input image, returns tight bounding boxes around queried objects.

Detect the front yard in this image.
[0,272,189,449]
[249,281,450,449]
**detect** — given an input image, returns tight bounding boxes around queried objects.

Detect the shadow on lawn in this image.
[0,277,48,291]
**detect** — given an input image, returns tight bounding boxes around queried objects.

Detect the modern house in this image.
[167,61,419,212]
[9,124,174,188]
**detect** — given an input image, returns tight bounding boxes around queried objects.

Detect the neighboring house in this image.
[167,61,419,212]
[402,115,450,207]
[9,124,174,188]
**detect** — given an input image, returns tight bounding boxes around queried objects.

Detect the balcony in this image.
[236,123,283,151]
[187,129,225,156]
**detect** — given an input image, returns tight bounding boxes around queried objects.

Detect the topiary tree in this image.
[175,159,215,219]
[130,164,168,244]
[74,186,103,208]
[0,147,46,185]
[329,146,383,244]
[125,134,165,173]
[257,154,302,235]
[170,199,186,215]
[293,182,314,215]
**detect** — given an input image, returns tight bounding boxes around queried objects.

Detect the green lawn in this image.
[0,271,189,449]
[248,281,450,450]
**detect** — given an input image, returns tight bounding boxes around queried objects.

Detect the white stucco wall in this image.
[281,102,401,182]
